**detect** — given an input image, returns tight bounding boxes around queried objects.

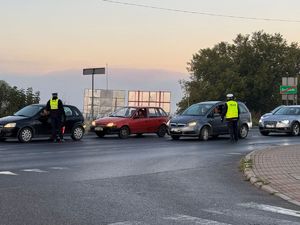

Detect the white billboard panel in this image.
[128,90,171,113]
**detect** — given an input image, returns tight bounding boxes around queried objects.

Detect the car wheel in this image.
[119,126,130,139]
[291,122,300,136]
[171,135,180,140]
[199,126,209,141]
[260,130,269,136]
[239,124,249,139]
[96,131,105,138]
[18,127,33,143]
[71,126,84,141]
[157,125,167,137]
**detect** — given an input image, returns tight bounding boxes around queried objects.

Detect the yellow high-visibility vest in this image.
[226,100,238,119]
[50,98,59,110]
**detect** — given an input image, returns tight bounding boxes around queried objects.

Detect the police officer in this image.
[45,93,66,142]
[221,93,240,142]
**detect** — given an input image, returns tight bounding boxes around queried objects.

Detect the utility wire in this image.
[101,0,300,23]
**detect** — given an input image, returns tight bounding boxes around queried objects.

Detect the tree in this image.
[0,80,40,117]
[178,31,300,115]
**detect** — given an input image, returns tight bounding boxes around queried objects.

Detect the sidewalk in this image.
[244,145,300,207]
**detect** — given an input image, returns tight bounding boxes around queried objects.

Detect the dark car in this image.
[259,105,300,136]
[168,101,252,140]
[0,104,85,143]
[90,106,169,139]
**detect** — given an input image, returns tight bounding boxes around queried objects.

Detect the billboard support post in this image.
[83,67,106,119]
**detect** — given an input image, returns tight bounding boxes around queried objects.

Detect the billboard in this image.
[128,91,171,113]
[83,89,126,119]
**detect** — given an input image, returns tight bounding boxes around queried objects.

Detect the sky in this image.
[1,0,300,112]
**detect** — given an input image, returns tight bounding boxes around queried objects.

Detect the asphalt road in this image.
[1,130,300,225]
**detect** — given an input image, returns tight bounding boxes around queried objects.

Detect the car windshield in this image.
[181,103,214,116]
[274,107,300,115]
[14,105,44,117]
[271,105,283,114]
[110,107,137,118]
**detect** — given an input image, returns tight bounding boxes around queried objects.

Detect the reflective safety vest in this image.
[50,98,59,110]
[225,100,238,119]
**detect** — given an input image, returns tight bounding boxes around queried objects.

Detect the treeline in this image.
[0,80,40,117]
[178,31,300,115]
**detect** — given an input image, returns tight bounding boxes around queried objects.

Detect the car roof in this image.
[123,106,163,109]
[195,101,221,105]
[31,104,77,108]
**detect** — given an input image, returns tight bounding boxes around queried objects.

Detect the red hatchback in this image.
[91,106,169,139]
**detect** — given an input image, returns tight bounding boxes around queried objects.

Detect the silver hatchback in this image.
[259,105,300,136]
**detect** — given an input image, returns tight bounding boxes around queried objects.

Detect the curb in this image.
[243,151,300,207]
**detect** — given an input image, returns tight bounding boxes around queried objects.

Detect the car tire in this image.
[119,126,130,139]
[239,124,249,139]
[96,131,105,138]
[157,125,167,137]
[71,126,84,141]
[291,122,300,136]
[171,135,180,140]
[199,126,209,141]
[260,130,269,136]
[18,127,33,143]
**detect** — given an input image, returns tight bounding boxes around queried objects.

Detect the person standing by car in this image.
[221,93,240,143]
[45,93,66,142]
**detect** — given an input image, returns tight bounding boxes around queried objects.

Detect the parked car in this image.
[0,104,85,143]
[90,106,169,139]
[259,105,300,136]
[260,105,285,119]
[168,101,252,141]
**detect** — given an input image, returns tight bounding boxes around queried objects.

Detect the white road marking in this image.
[49,167,68,170]
[0,171,18,176]
[22,169,48,173]
[107,222,147,225]
[163,214,232,225]
[203,208,300,225]
[227,152,243,155]
[239,202,300,218]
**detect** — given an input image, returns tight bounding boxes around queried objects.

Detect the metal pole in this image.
[92,72,94,120]
[106,63,108,90]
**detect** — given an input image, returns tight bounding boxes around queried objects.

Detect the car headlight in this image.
[279,120,290,124]
[4,123,16,128]
[187,121,197,127]
[167,120,170,126]
[259,119,262,123]
[106,122,115,127]
[91,121,96,126]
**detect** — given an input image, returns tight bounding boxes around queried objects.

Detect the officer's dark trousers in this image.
[51,117,62,140]
[226,119,239,142]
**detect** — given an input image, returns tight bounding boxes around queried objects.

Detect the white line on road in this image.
[163,214,232,225]
[107,221,147,225]
[0,171,18,176]
[239,202,300,218]
[49,167,68,170]
[22,169,48,173]
[227,153,243,155]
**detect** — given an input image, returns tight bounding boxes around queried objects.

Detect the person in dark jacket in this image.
[45,93,66,142]
[221,93,240,143]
